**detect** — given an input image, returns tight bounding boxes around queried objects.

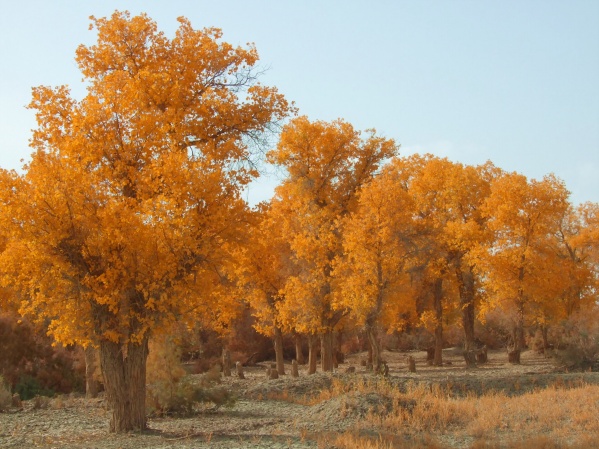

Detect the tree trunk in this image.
[274,327,286,375]
[541,325,550,357]
[308,334,318,375]
[294,334,305,365]
[99,337,149,433]
[84,345,99,399]
[365,324,381,372]
[433,278,444,366]
[320,331,335,372]
[457,268,476,352]
[514,301,526,353]
[222,349,232,377]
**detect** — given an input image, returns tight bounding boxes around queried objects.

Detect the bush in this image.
[146,335,235,416]
[15,374,55,400]
[554,308,599,371]
[146,366,235,417]
[0,313,85,397]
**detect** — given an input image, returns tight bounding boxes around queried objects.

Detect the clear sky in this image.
[1,1,598,205]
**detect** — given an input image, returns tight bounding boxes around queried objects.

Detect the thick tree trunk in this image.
[99,337,149,433]
[84,346,99,399]
[307,334,318,375]
[514,301,526,351]
[320,331,335,372]
[274,327,285,375]
[433,278,444,367]
[294,334,305,365]
[365,324,382,372]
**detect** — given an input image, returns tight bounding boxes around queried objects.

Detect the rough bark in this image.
[320,331,335,372]
[84,345,99,399]
[457,268,476,352]
[274,327,286,375]
[365,323,382,372]
[99,337,149,433]
[294,334,306,365]
[433,277,444,367]
[307,334,318,375]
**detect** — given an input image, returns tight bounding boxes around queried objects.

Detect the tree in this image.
[334,161,417,371]
[268,116,397,372]
[0,12,289,432]
[477,173,570,362]
[234,205,295,375]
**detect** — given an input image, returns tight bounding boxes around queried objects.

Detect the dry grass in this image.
[275,376,599,448]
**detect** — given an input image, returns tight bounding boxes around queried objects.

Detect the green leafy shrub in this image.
[15,374,54,400]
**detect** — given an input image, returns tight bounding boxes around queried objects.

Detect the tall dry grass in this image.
[286,377,599,449]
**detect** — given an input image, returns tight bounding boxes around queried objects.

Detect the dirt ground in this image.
[1,348,598,449]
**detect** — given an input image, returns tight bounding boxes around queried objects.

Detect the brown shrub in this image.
[0,313,84,399]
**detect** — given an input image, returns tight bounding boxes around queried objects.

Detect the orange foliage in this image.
[0,10,290,350]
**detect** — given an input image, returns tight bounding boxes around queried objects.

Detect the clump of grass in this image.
[32,394,51,410]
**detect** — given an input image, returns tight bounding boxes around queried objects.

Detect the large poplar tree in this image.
[0,12,288,432]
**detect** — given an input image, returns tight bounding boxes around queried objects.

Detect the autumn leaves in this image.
[255,138,596,371]
[0,11,597,432]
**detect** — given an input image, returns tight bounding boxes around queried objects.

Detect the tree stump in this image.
[345,366,356,374]
[222,349,232,377]
[377,360,389,377]
[508,348,521,364]
[476,346,488,364]
[11,393,22,408]
[463,350,477,368]
[360,359,367,367]
[266,367,271,379]
[408,355,416,373]
[291,359,299,377]
[236,361,245,379]
[269,368,279,379]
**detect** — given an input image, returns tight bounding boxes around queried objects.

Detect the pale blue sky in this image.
[1,1,597,205]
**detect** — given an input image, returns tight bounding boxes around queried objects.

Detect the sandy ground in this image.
[1,348,598,449]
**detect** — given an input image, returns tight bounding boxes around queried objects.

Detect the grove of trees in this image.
[0,12,597,433]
